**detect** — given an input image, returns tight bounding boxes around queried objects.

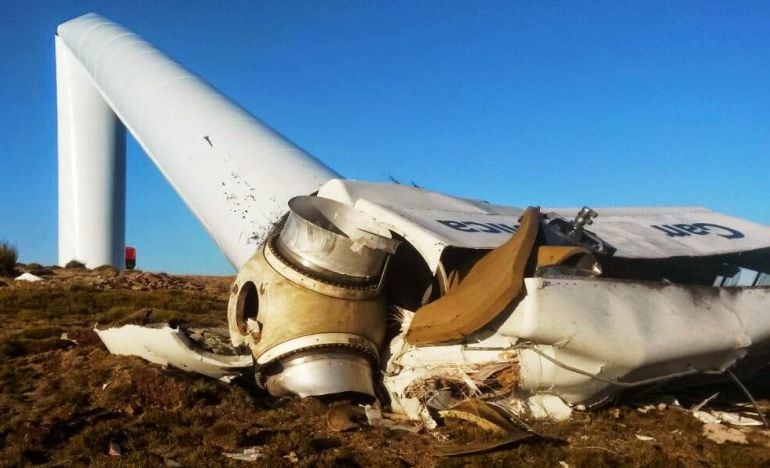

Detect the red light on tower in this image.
[125,246,136,270]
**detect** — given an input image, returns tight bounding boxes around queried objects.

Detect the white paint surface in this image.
[56,35,125,268]
[56,13,338,269]
[319,179,770,271]
[95,324,252,381]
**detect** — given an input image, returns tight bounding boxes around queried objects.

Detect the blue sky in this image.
[1,1,769,274]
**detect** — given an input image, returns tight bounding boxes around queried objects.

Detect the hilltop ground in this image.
[1,266,769,467]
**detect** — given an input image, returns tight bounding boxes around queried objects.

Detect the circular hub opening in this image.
[235,281,259,335]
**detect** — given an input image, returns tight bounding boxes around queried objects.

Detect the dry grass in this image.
[1,275,769,466]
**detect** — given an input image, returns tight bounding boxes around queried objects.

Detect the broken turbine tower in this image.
[57,13,770,423]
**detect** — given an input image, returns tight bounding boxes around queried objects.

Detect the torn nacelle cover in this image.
[316,179,770,273]
[225,178,770,421]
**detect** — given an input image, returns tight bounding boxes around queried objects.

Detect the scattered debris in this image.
[694,410,764,426]
[434,429,537,457]
[14,272,42,282]
[507,394,573,422]
[222,447,265,461]
[59,328,101,346]
[439,399,519,435]
[324,401,424,434]
[59,332,77,345]
[712,410,765,426]
[94,323,252,381]
[635,396,682,414]
[3,267,769,465]
[364,404,382,426]
[692,392,719,412]
[636,406,653,414]
[50,14,770,455]
[360,405,423,433]
[283,451,299,463]
[436,399,545,457]
[326,401,366,432]
[635,434,655,442]
[108,440,122,457]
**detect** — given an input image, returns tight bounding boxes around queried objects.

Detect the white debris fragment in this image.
[60,332,77,344]
[635,434,655,441]
[390,396,423,421]
[223,447,264,461]
[420,405,438,430]
[656,395,681,410]
[94,323,252,380]
[636,396,681,414]
[694,409,763,426]
[15,272,42,282]
[691,392,719,412]
[711,410,764,426]
[364,404,383,426]
[108,440,122,456]
[693,410,720,424]
[506,394,573,421]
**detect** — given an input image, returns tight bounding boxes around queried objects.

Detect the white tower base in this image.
[56,35,125,268]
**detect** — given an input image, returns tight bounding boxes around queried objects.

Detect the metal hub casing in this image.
[263,351,376,398]
[227,196,397,398]
[276,196,399,285]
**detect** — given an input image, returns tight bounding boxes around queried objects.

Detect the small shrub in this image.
[28,268,54,276]
[64,260,86,269]
[0,241,18,275]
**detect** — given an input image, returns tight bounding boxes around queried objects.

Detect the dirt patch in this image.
[1,272,769,466]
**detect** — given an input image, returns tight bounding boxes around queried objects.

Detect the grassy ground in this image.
[1,270,769,466]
